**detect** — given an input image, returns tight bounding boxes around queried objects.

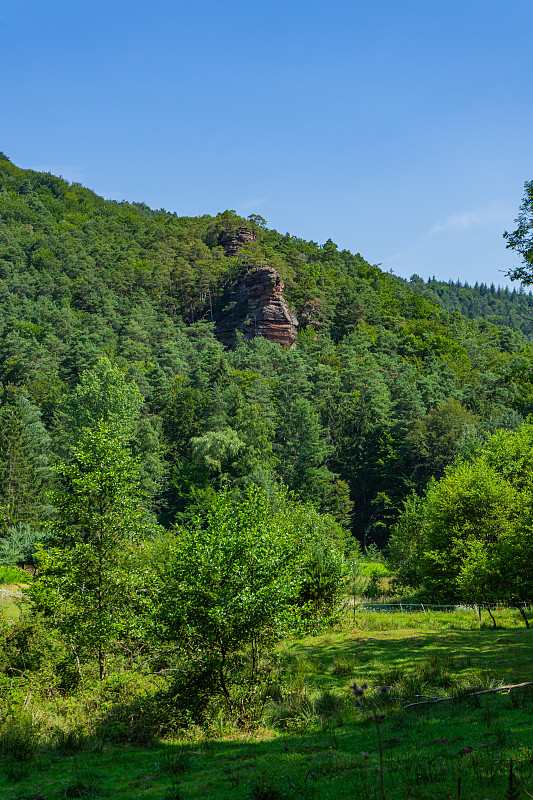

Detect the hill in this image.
[407,273,533,339]
[1,152,533,545]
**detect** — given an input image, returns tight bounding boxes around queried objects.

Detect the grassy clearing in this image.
[1,608,533,799]
[0,565,30,584]
[0,583,22,620]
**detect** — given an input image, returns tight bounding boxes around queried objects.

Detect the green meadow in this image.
[0,584,22,621]
[2,607,532,800]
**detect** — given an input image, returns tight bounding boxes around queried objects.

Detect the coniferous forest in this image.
[1,151,533,549]
[407,274,533,339]
[3,153,533,798]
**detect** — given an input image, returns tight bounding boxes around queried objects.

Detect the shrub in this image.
[156,485,343,719]
[0,613,76,690]
[93,671,166,744]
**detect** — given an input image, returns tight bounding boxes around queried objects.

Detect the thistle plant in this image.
[352,681,389,800]
[505,758,519,800]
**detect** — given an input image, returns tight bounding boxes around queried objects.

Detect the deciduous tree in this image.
[30,424,149,680]
[155,486,343,715]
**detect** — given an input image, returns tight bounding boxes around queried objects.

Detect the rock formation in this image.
[218,226,257,256]
[215,227,298,348]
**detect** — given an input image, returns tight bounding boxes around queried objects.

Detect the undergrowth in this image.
[1,608,533,798]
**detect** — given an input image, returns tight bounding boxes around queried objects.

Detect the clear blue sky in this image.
[2,0,533,287]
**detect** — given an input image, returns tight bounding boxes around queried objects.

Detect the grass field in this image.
[0,583,22,620]
[1,608,533,799]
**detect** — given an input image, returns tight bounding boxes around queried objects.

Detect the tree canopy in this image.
[390,421,533,620]
[1,156,533,546]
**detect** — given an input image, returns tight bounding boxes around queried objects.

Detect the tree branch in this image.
[403,682,533,709]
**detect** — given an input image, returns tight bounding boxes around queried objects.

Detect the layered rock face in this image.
[215,227,298,348]
[216,266,298,348]
[218,226,257,256]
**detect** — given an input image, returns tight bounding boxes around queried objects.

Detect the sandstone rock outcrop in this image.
[215,225,298,348]
[216,265,298,349]
[218,226,257,256]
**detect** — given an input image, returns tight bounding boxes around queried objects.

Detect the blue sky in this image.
[2,0,533,287]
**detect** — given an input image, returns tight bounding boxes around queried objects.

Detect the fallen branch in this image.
[403,681,533,709]
[478,657,533,664]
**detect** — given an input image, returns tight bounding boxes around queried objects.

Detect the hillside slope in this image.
[407,274,533,339]
[1,153,532,544]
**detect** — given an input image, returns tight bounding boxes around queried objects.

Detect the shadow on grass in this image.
[286,625,533,688]
[5,703,533,800]
[3,622,533,798]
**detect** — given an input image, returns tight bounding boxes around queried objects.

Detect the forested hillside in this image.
[407,274,533,339]
[2,151,533,549]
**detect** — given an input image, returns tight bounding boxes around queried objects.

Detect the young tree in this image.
[54,356,143,451]
[0,523,45,568]
[391,421,533,618]
[456,539,503,627]
[55,356,165,511]
[496,519,533,627]
[30,423,149,680]
[155,486,343,716]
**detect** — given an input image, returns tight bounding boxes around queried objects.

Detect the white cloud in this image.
[384,244,420,266]
[425,204,515,240]
[426,211,481,238]
[385,205,513,265]
[380,203,518,284]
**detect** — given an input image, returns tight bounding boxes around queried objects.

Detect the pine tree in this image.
[0,387,51,534]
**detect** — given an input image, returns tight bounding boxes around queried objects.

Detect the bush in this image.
[93,671,167,744]
[0,612,77,691]
[358,561,389,577]
[314,688,348,722]
[0,713,40,761]
[156,485,344,719]
[365,572,382,599]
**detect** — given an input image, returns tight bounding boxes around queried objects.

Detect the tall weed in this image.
[0,713,40,761]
